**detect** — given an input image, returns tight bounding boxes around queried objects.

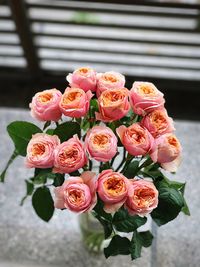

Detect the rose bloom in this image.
[95,88,130,122]
[54,171,97,213]
[116,123,155,156]
[130,82,165,116]
[30,88,62,122]
[53,135,87,174]
[141,109,175,138]
[96,71,125,97]
[85,126,117,162]
[66,67,97,92]
[97,169,129,213]
[150,133,182,172]
[125,179,158,216]
[59,87,93,118]
[26,133,60,168]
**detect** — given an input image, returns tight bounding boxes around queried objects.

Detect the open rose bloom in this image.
[2,67,189,261]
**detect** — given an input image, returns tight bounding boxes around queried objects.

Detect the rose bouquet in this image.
[0,67,189,260]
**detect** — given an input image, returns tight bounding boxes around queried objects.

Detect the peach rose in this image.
[26,133,60,168]
[96,71,125,97]
[130,82,165,116]
[141,109,175,138]
[54,171,97,213]
[116,123,155,156]
[85,126,117,162]
[59,87,93,118]
[150,133,182,172]
[30,88,62,122]
[95,88,130,122]
[97,169,129,213]
[66,67,97,92]
[53,135,87,174]
[125,179,158,216]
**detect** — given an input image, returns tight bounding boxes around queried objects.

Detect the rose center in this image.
[139,85,155,96]
[31,143,46,156]
[93,134,109,147]
[151,111,167,130]
[59,148,78,164]
[63,91,82,104]
[167,136,179,148]
[133,188,155,208]
[104,177,125,196]
[128,128,145,144]
[38,93,53,103]
[103,74,117,83]
[79,67,89,75]
[102,91,125,106]
[68,189,85,205]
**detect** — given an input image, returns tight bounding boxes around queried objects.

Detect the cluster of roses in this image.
[26,67,182,216]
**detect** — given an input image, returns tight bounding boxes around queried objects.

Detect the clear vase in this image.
[79,211,105,253]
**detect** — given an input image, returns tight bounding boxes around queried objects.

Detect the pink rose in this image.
[95,88,130,122]
[59,87,93,118]
[85,126,117,162]
[130,82,165,116]
[116,123,155,156]
[30,88,62,122]
[97,169,129,213]
[54,171,97,213]
[141,109,175,138]
[96,71,125,97]
[150,133,182,172]
[26,133,60,168]
[53,135,87,174]
[125,179,158,216]
[66,67,97,92]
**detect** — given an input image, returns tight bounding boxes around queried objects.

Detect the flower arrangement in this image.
[0,67,189,260]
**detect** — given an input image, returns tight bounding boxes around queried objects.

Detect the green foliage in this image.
[0,149,18,182]
[130,231,153,260]
[7,121,42,156]
[32,187,54,222]
[104,235,131,258]
[113,209,147,233]
[151,179,185,226]
[20,180,34,206]
[53,121,80,142]
[123,160,139,178]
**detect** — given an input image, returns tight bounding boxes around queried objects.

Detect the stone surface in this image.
[0,108,151,267]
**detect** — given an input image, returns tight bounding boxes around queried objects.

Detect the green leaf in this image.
[151,181,184,226]
[53,173,65,187]
[46,128,54,135]
[32,187,54,222]
[182,198,190,216]
[104,235,131,258]
[7,121,42,156]
[53,121,80,142]
[20,180,34,206]
[0,149,18,182]
[123,160,139,178]
[113,209,147,233]
[43,121,51,130]
[93,196,112,222]
[130,231,153,260]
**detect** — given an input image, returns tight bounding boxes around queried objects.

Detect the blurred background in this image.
[0,0,200,120]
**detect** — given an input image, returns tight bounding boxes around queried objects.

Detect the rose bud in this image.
[53,135,87,174]
[125,179,158,216]
[26,133,60,168]
[66,67,97,92]
[85,126,117,162]
[95,88,130,122]
[54,171,97,213]
[96,71,125,97]
[130,82,165,116]
[141,109,175,138]
[30,88,62,122]
[116,123,155,156]
[97,169,129,213]
[59,87,93,118]
[150,133,182,172]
